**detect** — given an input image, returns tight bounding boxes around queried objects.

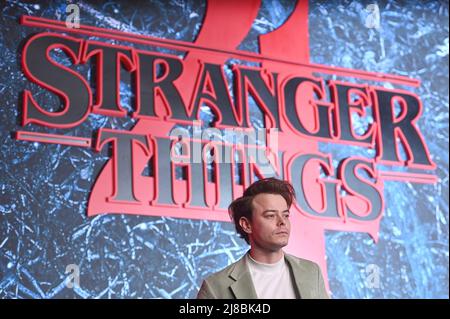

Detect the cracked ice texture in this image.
[0,0,448,298]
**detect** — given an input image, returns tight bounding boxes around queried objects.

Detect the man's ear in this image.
[239,217,252,234]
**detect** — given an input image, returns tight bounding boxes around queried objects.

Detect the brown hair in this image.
[228,177,296,244]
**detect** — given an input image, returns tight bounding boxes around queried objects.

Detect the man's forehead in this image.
[252,193,288,210]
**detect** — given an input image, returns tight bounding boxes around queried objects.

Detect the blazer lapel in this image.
[229,255,258,299]
[285,254,315,299]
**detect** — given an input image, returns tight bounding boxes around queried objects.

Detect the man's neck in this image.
[249,248,284,264]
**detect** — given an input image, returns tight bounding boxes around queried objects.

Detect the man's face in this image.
[241,193,291,251]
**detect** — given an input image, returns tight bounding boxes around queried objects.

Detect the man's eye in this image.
[266,215,275,218]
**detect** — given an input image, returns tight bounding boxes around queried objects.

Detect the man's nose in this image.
[277,214,286,225]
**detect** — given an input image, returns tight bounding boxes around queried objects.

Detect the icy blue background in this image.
[0,0,448,298]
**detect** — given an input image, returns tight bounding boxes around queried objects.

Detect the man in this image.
[197,177,329,299]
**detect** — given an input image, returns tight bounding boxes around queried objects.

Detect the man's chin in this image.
[272,240,289,250]
[276,235,290,246]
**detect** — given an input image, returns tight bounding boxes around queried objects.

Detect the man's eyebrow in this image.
[262,209,290,213]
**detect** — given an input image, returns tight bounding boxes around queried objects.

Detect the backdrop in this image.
[0,0,448,298]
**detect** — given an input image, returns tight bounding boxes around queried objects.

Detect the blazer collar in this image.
[229,253,258,299]
[228,251,314,299]
[284,253,315,299]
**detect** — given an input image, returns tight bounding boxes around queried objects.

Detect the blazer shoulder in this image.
[285,253,320,271]
[286,254,319,268]
[204,257,243,283]
[198,256,247,299]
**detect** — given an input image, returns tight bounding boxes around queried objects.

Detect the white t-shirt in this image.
[246,253,297,299]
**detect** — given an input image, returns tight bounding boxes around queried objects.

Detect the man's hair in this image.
[228,178,296,244]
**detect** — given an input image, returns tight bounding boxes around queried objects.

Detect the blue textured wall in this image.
[0,0,448,298]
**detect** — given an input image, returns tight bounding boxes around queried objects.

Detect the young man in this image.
[197,178,329,299]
